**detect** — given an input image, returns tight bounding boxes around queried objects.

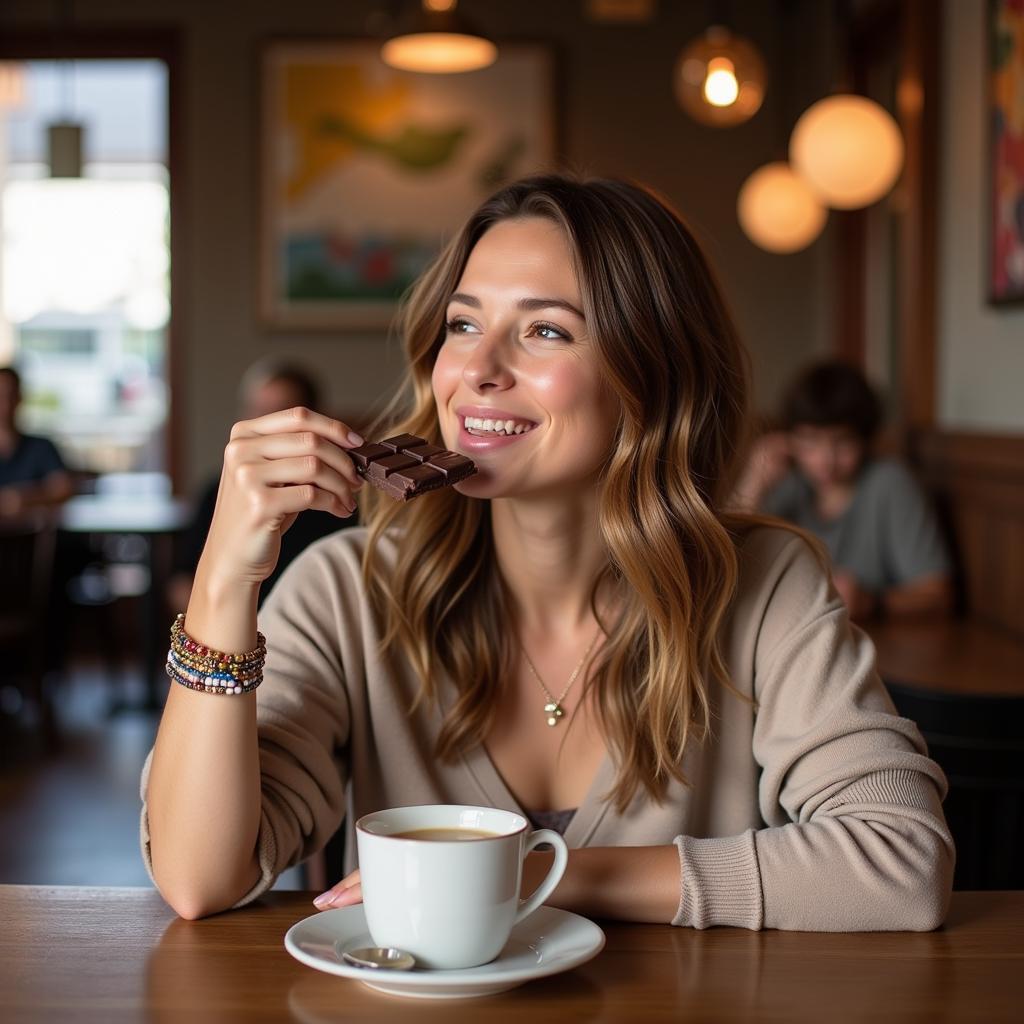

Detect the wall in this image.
[937,0,1024,432]
[0,0,840,491]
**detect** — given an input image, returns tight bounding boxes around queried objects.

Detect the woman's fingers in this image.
[261,482,357,519]
[242,455,359,513]
[227,431,364,491]
[313,869,363,910]
[230,405,363,449]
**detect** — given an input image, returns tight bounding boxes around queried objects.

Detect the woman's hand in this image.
[195,406,365,592]
[314,869,362,910]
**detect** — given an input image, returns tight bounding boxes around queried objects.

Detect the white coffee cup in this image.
[355,804,569,970]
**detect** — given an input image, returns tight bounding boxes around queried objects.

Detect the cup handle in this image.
[514,828,569,926]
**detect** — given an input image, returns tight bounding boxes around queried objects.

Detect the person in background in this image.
[0,366,75,518]
[165,359,353,614]
[733,360,953,621]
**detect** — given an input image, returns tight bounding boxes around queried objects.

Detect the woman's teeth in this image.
[463,416,534,436]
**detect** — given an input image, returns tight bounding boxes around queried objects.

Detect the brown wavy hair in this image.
[362,172,753,812]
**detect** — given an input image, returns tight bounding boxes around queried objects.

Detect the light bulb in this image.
[674,26,766,127]
[703,58,739,107]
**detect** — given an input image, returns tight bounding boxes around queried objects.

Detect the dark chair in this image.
[0,512,59,741]
[886,682,1024,890]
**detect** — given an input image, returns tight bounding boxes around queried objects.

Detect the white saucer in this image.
[284,904,605,999]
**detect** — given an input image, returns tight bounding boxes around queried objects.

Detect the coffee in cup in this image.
[356,804,569,970]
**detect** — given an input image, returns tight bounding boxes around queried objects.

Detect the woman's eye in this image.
[529,322,570,342]
[444,317,476,335]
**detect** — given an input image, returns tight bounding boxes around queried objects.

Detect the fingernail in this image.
[313,891,336,909]
[347,431,364,446]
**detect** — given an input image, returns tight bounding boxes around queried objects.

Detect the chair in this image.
[886,682,1024,890]
[0,512,59,741]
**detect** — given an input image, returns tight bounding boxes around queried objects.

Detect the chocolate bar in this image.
[347,434,477,501]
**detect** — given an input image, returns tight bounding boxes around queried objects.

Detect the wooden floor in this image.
[0,662,303,890]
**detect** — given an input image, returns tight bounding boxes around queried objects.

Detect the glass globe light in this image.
[674,25,766,127]
[789,94,904,209]
[737,162,827,253]
[381,0,497,74]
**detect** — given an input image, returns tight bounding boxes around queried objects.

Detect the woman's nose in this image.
[461,336,515,393]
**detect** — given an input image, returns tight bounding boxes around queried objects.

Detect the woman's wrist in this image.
[185,567,261,653]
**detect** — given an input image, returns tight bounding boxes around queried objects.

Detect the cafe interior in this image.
[0,0,1022,1018]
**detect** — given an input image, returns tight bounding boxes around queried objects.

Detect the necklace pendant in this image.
[544,701,564,727]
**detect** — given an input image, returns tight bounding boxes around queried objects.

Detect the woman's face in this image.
[432,217,618,500]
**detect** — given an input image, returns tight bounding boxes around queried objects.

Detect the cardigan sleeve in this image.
[139,537,353,909]
[673,533,954,931]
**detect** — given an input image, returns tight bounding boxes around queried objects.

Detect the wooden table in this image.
[2,886,1021,1022]
[867,618,1024,697]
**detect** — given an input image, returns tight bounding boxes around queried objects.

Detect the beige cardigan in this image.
[140,525,954,931]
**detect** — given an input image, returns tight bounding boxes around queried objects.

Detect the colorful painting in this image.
[260,41,557,329]
[990,0,1024,303]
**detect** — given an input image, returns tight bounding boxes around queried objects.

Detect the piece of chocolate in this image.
[379,433,426,452]
[367,453,419,481]
[347,433,477,502]
[347,442,392,471]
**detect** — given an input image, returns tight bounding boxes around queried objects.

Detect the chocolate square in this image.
[347,442,392,472]
[388,463,446,498]
[425,450,475,478]
[380,433,425,452]
[368,453,419,480]
[404,443,446,463]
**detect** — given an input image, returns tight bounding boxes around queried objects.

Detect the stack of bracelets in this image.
[166,612,266,695]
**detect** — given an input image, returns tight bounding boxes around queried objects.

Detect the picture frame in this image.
[988,0,1024,304]
[258,38,559,330]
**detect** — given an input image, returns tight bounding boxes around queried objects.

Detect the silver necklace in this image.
[521,627,602,727]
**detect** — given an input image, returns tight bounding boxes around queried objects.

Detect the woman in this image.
[142,174,953,930]
[734,361,953,621]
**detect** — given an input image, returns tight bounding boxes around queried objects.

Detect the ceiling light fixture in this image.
[381,0,497,75]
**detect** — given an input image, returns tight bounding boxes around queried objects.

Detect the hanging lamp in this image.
[737,161,827,254]
[381,0,497,74]
[674,24,766,127]
[789,94,904,209]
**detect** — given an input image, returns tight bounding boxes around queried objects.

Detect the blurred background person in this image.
[734,360,953,621]
[0,366,75,519]
[165,358,354,614]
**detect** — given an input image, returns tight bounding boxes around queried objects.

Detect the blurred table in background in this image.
[1,887,1020,1022]
[867,618,1024,891]
[868,618,1024,697]
[58,477,189,711]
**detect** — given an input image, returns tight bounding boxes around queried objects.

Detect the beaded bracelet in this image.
[166,613,266,696]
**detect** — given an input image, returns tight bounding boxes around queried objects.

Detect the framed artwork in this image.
[988,0,1024,304]
[259,39,558,329]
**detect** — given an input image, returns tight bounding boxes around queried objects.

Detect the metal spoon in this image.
[342,946,417,971]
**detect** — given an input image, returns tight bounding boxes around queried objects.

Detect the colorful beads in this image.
[166,613,266,697]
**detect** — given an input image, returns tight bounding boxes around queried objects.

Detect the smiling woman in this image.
[141,172,953,935]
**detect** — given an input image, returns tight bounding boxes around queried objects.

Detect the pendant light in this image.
[47,2,85,178]
[789,94,904,209]
[674,24,766,127]
[48,60,84,178]
[381,0,497,75]
[737,162,826,253]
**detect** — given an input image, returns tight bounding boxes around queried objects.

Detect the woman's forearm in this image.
[524,845,680,923]
[146,570,264,919]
